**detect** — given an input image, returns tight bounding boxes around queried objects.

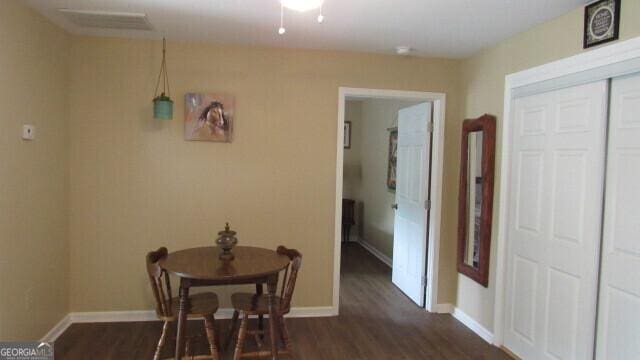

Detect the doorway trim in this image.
[333,87,446,314]
[495,36,640,346]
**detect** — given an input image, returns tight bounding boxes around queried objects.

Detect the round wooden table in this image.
[162,246,290,360]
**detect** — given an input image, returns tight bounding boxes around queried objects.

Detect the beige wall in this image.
[0,0,69,340]
[67,36,463,311]
[458,2,640,332]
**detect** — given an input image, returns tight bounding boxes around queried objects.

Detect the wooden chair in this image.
[226,246,302,359]
[146,247,220,360]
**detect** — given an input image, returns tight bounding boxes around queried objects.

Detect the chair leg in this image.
[233,313,249,360]
[280,315,292,353]
[204,315,219,360]
[224,310,240,351]
[153,321,170,360]
[215,323,221,352]
[185,337,192,359]
[258,314,264,339]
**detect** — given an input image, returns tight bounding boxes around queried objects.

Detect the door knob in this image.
[391,203,398,210]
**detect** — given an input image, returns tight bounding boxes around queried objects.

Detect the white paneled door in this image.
[595,73,640,359]
[392,102,432,306]
[504,81,608,359]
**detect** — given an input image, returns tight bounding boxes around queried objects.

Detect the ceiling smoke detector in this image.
[395,46,413,56]
[58,9,153,30]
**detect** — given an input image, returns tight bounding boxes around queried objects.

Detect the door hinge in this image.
[424,199,431,210]
[427,121,434,133]
[421,275,427,287]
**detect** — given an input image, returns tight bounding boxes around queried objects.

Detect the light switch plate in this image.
[22,124,35,140]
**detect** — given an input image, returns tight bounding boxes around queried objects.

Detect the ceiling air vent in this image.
[58,9,153,30]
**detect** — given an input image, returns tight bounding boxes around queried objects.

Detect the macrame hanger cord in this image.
[154,38,170,97]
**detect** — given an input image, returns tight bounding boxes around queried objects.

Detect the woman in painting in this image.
[196,101,228,139]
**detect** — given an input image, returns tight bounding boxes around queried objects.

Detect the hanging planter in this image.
[153,38,173,120]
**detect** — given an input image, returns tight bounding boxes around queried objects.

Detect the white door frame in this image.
[495,36,640,346]
[333,87,446,314]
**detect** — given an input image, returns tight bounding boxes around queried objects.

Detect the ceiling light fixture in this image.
[281,0,324,12]
[279,3,286,34]
[277,0,325,35]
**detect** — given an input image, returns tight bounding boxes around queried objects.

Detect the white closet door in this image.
[596,74,640,359]
[504,81,608,360]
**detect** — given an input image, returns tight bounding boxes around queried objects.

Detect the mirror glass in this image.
[464,131,483,268]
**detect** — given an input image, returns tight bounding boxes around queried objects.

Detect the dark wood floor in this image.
[55,242,509,359]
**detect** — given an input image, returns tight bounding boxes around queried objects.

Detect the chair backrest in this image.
[146,247,172,318]
[277,246,302,313]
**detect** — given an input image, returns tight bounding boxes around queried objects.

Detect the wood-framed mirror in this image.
[457,114,496,287]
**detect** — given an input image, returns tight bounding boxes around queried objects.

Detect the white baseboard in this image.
[452,307,494,344]
[433,303,454,314]
[41,315,72,343]
[287,306,338,317]
[356,240,392,267]
[43,306,336,342]
[69,306,336,323]
[70,310,169,323]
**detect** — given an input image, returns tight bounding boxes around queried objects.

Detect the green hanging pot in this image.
[153,38,173,120]
[153,94,173,120]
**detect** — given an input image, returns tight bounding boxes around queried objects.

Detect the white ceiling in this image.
[24,0,590,58]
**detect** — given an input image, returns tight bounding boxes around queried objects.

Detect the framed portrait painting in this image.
[344,121,352,149]
[387,129,398,190]
[185,93,235,142]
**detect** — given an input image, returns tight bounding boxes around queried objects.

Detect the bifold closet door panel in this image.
[596,73,640,360]
[504,81,608,360]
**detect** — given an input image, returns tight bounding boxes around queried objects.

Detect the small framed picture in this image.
[344,121,351,149]
[584,0,621,49]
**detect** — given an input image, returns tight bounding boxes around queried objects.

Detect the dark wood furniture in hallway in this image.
[54,243,509,359]
[342,198,356,242]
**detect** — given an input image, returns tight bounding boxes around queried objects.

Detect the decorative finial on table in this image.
[217,222,238,261]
